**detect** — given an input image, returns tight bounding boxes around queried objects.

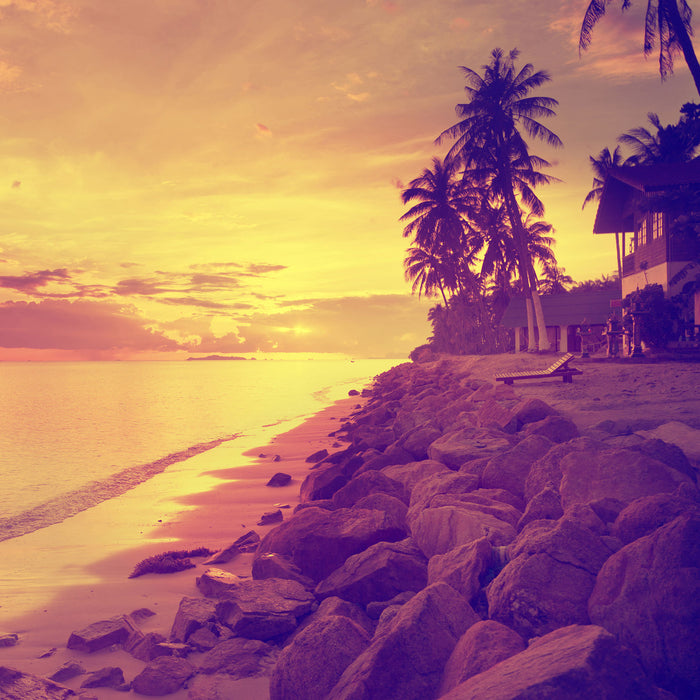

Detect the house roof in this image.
[593,161,700,234]
[500,290,621,329]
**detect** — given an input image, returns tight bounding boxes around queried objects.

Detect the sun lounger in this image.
[494,352,583,385]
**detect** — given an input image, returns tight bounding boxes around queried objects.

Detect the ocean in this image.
[0,358,400,540]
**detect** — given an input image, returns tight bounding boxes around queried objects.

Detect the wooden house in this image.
[593,161,700,332]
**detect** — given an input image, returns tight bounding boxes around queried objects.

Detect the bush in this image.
[622,284,680,349]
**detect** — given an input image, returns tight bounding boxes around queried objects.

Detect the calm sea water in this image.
[0,359,400,533]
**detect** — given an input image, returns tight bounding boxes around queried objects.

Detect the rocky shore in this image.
[3,354,700,699]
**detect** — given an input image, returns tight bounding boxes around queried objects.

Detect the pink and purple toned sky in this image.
[0,0,696,360]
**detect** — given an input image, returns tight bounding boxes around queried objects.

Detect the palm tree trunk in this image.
[615,232,622,285]
[525,297,536,351]
[664,0,700,95]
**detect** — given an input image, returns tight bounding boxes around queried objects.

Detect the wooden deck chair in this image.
[494,352,583,385]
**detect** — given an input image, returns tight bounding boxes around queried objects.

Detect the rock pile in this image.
[5,357,699,699]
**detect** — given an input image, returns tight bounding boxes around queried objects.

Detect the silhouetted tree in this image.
[539,263,574,295]
[438,48,561,351]
[579,0,700,95]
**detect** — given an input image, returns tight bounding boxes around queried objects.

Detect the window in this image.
[652,211,664,239]
[637,217,648,248]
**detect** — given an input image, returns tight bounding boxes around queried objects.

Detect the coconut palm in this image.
[620,111,700,164]
[579,0,700,95]
[583,146,627,281]
[539,263,574,295]
[437,48,562,351]
[403,246,451,307]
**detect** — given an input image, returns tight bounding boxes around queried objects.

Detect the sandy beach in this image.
[2,352,699,698]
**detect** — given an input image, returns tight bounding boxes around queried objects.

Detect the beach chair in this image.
[494,352,583,385]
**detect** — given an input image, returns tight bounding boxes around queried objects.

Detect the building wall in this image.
[621,263,668,298]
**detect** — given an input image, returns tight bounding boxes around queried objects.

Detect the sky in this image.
[0,0,697,360]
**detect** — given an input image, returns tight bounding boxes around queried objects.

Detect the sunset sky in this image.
[0,0,696,359]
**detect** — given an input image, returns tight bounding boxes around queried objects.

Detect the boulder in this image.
[589,513,700,698]
[516,484,563,531]
[270,616,371,700]
[382,459,450,494]
[295,596,375,638]
[131,656,194,696]
[480,435,553,500]
[427,536,495,604]
[438,620,526,695]
[305,448,329,463]
[267,472,292,487]
[299,463,349,503]
[327,582,478,700]
[80,667,127,690]
[352,425,396,452]
[215,578,315,640]
[439,624,662,699]
[125,631,168,661]
[0,666,76,699]
[398,422,443,460]
[427,428,513,470]
[524,436,603,502]
[522,414,580,443]
[196,568,244,598]
[559,446,693,509]
[487,518,614,638]
[197,638,275,678]
[251,552,314,588]
[407,471,480,525]
[353,493,408,531]
[611,492,700,544]
[475,398,519,433]
[365,591,415,620]
[0,634,18,648]
[315,538,428,605]
[170,597,218,643]
[411,501,517,558]
[67,615,135,653]
[512,397,558,426]
[254,506,406,582]
[331,470,407,509]
[49,662,85,684]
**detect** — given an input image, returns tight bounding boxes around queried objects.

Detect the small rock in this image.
[49,661,85,683]
[267,472,292,487]
[196,568,244,598]
[67,616,134,653]
[80,666,127,690]
[38,648,57,659]
[0,633,19,648]
[258,509,283,526]
[306,448,329,463]
[131,656,194,696]
[273,455,281,462]
[348,389,360,396]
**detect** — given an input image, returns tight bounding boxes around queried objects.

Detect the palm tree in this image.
[579,0,700,96]
[619,111,700,164]
[403,246,451,307]
[539,263,574,295]
[437,48,562,351]
[583,146,627,281]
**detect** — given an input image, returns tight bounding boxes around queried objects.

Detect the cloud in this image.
[255,123,272,138]
[0,268,71,293]
[0,299,181,351]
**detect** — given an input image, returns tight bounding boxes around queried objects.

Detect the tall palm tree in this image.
[438,48,562,351]
[583,146,627,281]
[619,111,700,163]
[539,263,574,295]
[403,246,451,307]
[579,0,700,96]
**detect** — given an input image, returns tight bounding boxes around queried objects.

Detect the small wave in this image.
[0,435,240,543]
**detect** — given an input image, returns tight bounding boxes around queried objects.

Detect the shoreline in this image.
[1,394,366,699]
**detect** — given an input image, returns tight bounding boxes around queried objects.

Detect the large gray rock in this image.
[480,435,553,501]
[522,414,580,443]
[611,492,700,544]
[381,459,450,495]
[397,422,444,460]
[439,624,662,699]
[327,582,478,700]
[315,538,427,605]
[0,666,76,699]
[66,615,135,653]
[215,578,315,640]
[331,470,407,509]
[270,616,371,700]
[559,446,693,509]
[251,552,314,587]
[130,656,194,696]
[427,428,513,470]
[197,638,276,678]
[254,506,406,582]
[589,513,700,698]
[299,463,349,503]
[170,597,218,643]
[353,493,408,532]
[196,568,244,598]
[407,472,480,525]
[411,494,518,558]
[487,518,614,638]
[516,484,563,530]
[427,536,495,604]
[438,620,526,695]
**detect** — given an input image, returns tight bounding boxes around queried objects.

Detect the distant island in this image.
[186,355,249,361]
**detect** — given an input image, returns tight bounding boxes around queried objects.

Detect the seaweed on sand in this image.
[128,547,213,578]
